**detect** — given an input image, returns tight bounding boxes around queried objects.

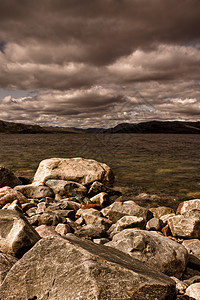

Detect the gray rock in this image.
[146,217,161,231]
[0,235,176,299]
[108,215,145,238]
[0,252,18,284]
[33,157,114,186]
[106,228,188,278]
[45,179,87,199]
[0,209,40,257]
[14,183,54,199]
[0,167,22,188]
[168,210,200,238]
[102,200,152,223]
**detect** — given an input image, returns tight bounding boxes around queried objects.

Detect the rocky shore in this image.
[0,158,200,299]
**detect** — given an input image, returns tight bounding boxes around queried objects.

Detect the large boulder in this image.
[0,167,22,188]
[0,209,40,257]
[33,157,114,186]
[0,235,176,299]
[14,183,54,199]
[0,252,18,284]
[101,201,152,223]
[168,210,200,238]
[106,228,188,278]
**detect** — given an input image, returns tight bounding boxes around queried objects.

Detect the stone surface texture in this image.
[0,209,40,257]
[33,157,114,186]
[0,235,176,300]
[106,228,188,278]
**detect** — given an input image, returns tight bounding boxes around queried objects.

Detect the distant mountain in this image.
[0,120,47,134]
[108,121,200,134]
[1,119,200,134]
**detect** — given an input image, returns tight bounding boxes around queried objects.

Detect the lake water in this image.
[0,133,199,209]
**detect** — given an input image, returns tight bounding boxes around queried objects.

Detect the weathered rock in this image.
[0,235,176,299]
[74,224,107,239]
[90,192,109,206]
[108,215,145,238]
[88,181,121,198]
[33,157,114,186]
[186,283,200,299]
[146,217,161,231]
[160,213,176,226]
[177,199,200,215]
[0,167,22,188]
[0,186,27,207]
[55,223,72,235]
[170,276,187,295]
[184,275,200,287]
[0,209,40,257]
[58,199,81,211]
[82,213,112,230]
[106,228,188,278]
[36,201,48,214]
[76,207,102,218]
[14,183,54,199]
[93,238,110,244]
[0,252,18,284]
[168,210,200,238]
[102,200,152,223]
[35,225,60,238]
[45,179,87,199]
[26,207,37,217]
[182,239,200,260]
[149,206,175,219]
[37,212,65,226]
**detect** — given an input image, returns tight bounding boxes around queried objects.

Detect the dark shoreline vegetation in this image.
[0,132,199,210]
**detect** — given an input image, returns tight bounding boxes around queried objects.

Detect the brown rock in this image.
[0,252,18,284]
[177,199,200,215]
[35,225,59,238]
[186,283,200,299]
[0,186,27,207]
[0,167,22,188]
[55,223,71,235]
[33,157,114,186]
[0,235,176,299]
[0,209,40,258]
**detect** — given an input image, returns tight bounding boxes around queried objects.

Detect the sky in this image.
[0,0,200,128]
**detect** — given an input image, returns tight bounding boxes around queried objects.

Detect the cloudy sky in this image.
[0,0,200,128]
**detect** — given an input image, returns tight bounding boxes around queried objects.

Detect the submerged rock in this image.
[0,167,22,188]
[33,157,114,186]
[0,235,176,299]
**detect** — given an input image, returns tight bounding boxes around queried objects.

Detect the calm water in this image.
[0,133,200,209]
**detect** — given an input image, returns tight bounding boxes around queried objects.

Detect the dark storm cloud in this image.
[0,0,200,127]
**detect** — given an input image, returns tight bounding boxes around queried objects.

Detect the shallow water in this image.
[0,133,199,209]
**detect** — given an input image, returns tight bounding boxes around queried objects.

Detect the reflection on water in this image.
[0,133,199,208]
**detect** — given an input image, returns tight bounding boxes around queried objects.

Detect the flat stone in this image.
[33,157,114,186]
[0,235,176,299]
[45,179,87,199]
[14,183,54,199]
[102,200,152,223]
[149,206,175,218]
[35,225,59,238]
[106,228,188,278]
